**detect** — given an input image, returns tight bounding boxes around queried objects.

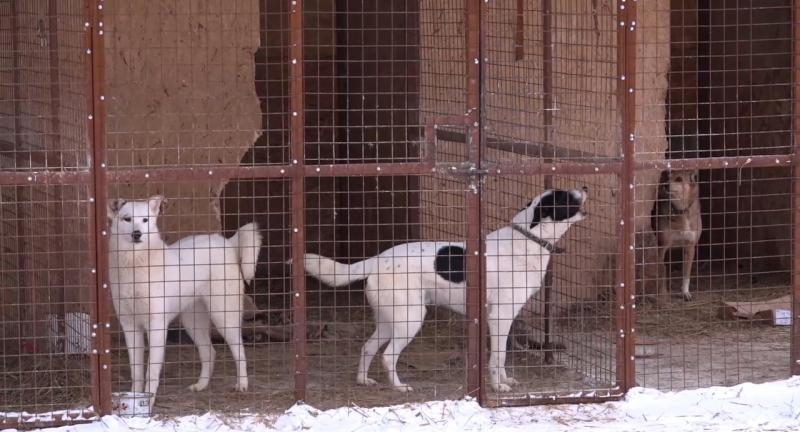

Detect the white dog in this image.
[294,188,588,393]
[107,196,262,407]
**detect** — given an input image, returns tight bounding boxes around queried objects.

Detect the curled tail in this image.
[231,222,262,282]
[290,253,371,287]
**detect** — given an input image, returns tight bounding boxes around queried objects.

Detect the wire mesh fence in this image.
[633,0,795,392]
[0,0,798,428]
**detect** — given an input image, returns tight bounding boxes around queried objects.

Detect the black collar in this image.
[511,224,565,254]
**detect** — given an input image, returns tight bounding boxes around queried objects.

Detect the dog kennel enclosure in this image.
[1,0,799,428]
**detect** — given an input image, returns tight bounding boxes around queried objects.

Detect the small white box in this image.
[773,309,792,326]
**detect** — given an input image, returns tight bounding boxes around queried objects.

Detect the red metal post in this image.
[465,0,485,403]
[616,0,637,392]
[288,0,308,402]
[791,0,800,376]
[85,0,112,415]
[541,0,555,365]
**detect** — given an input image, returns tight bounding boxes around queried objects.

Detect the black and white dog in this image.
[294,187,588,393]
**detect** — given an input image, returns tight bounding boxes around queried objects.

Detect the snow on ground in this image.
[8,377,800,432]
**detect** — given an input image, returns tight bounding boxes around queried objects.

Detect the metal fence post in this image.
[86,0,111,415]
[465,0,485,403]
[616,0,637,392]
[289,0,308,402]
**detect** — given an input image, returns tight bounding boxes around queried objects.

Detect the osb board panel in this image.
[104,0,262,237]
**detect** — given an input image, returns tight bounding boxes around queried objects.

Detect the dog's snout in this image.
[131,230,142,241]
[581,186,589,193]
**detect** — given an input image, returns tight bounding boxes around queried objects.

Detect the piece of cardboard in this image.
[718,294,792,325]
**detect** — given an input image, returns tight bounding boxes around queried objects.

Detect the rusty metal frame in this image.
[792,0,800,377]
[465,0,485,403]
[288,0,307,402]
[86,0,112,416]
[1,0,800,422]
[617,0,637,393]
[541,0,555,365]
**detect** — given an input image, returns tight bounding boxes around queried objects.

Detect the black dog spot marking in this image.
[434,246,466,283]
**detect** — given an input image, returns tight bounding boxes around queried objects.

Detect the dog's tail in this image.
[231,222,262,283]
[288,253,371,287]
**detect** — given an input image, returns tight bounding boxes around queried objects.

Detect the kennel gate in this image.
[1,0,800,428]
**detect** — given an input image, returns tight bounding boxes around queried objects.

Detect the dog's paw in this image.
[234,379,248,392]
[357,377,378,386]
[682,292,693,302]
[502,377,519,386]
[187,382,208,392]
[493,383,512,393]
[394,384,414,393]
[285,258,293,265]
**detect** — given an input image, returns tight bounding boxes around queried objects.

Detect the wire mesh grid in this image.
[477,0,625,404]
[482,175,620,404]
[633,0,794,391]
[634,169,792,390]
[302,174,470,409]
[483,0,621,165]
[103,0,276,171]
[0,185,94,414]
[0,0,90,172]
[303,0,423,165]
[0,0,96,421]
[1,0,800,426]
[105,181,293,416]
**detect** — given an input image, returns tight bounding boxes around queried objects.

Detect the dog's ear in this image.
[148,195,165,215]
[659,170,670,185]
[107,199,125,220]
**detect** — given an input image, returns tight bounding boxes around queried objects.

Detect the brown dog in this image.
[650,170,702,301]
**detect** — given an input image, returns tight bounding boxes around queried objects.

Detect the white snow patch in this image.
[6,377,800,432]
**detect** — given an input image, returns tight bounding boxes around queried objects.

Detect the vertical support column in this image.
[541,0,556,366]
[465,0,484,403]
[85,0,111,415]
[289,0,308,401]
[616,0,637,392]
[514,0,524,60]
[791,0,800,376]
